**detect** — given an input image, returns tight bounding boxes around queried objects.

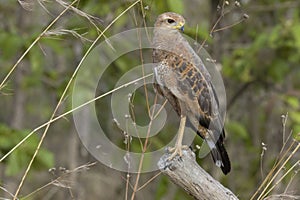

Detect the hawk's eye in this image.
[167,19,175,24]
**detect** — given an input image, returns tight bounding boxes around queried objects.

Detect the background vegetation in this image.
[0,0,299,199]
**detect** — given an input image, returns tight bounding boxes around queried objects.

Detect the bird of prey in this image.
[152,12,231,174]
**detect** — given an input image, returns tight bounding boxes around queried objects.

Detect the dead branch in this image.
[157,149,239,200]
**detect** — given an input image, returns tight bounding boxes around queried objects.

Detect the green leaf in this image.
[0,123,54,176]
[35,149,54,170]
[292,24,300,49]
[290,112,300,123]
[6,151,24,176]
[285,96,299,109]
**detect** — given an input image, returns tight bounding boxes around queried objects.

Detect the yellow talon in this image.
[167,145,189,161]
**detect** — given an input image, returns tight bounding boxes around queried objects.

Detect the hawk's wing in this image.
[153,51,216,136]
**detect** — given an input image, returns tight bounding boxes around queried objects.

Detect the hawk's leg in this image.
[168,115,189,160]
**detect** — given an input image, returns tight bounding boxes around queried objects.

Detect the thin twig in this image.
[153,99,168,120]
[198,0,227,52]
[22,162,97,199]
[0,186,16,199]
[130,93,159,200]
[282,113,288,145]
[124,88,136,200]
[250,140,296,200]
[136,171,162,192]
[125,173,130,200]
[130,84,164,200]
[55,0,114,49]
[284,162,299,193]
[257,142,300,200]
[198,0,247,53]
[212,17,247,33]
[263,160,300,199]
[260,142,267,179]
[129,2,156,198]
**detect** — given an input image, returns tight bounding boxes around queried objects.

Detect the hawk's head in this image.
[154,12,185,32]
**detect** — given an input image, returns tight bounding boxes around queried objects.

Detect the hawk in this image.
[152,12,231,174]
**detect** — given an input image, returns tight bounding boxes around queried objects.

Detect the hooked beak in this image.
[174,22,185,32]
[179,25,184,32]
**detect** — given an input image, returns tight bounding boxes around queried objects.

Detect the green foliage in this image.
[155,176,192,200]
[226,121,249,141]
[0,123,54,176]
[285,96,299,109]
[166,0,184,14]
[0,32,24,60]
[28,46,43,74]
[223,16,300,84]
[155,176,169,200]
[221,3,300,198]
[174,188,193,200]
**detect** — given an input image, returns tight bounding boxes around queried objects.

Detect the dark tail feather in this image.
[192,117,231,174]
[210,138,231,175]
[205,129,231,175]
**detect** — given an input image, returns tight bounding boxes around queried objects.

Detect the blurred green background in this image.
[0,0,299,199]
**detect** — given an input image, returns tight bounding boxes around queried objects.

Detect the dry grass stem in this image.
[22,162,97,199]
[0,0,78,90]
[10,2,142,196]
[0,73,152,163]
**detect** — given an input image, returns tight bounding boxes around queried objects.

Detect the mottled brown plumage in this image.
[152,12,231,174]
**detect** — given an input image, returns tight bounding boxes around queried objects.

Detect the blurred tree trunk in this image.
[10,66,26,129]
[11,5,28,130]
[68,124,81,198]
[67,40,85,199]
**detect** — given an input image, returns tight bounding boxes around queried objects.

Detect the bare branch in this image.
[158,149,238,200]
